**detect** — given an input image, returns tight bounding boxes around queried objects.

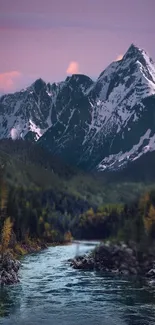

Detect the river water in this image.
[0,241,155,325]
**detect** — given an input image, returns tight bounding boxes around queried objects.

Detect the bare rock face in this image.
[0,252,21,285]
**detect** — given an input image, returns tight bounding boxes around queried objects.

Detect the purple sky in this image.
[0,0,155,93]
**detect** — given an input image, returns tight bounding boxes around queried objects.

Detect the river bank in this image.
[0,241,46,286]
[0,238,73,285]
[70,241,155,285]
[0,240,46,286]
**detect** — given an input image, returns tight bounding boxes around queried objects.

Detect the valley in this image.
[0,44,155,325]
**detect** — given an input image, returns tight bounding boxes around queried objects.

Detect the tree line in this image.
[1,163,155,257]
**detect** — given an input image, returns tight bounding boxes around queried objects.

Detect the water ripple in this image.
[0,242,155,325]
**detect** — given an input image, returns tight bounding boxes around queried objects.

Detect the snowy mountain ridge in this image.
[0,44,155,170]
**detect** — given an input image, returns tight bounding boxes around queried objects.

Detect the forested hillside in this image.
[0,139,155,256]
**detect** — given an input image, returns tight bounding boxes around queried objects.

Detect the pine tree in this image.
[0,181,7,211]
[0,177,8,221]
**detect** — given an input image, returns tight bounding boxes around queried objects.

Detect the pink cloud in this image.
[0,70,21,93]
[115,54,123,61]
[66,61,79,74]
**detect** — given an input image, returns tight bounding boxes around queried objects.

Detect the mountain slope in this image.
[1,139,155,207]
[1,44,155,170]
[39,44,155,169]
[0,78,65,140]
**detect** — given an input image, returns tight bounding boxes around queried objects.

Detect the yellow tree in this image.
[1,217,13,257]
[85,208,94,217]
[64,231,73,243]
[44,222,51,238]
[139,192,150,212]
[144,204,155,235]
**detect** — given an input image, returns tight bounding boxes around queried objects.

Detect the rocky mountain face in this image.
[0,44,155,171]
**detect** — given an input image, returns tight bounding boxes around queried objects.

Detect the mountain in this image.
[0,44,155,170]
[0,78,61,141]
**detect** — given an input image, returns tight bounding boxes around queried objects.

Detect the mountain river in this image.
[0,241,155,325]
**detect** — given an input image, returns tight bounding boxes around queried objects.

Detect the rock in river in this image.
[69,241,155,284]
[0,252,21,285]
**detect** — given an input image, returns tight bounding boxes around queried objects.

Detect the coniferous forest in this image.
[0,139,155,257]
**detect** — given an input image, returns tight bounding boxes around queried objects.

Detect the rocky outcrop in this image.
[0,252,21,285]
[69,242,155,281]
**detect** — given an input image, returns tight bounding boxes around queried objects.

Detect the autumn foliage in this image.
[1,155,155,254]
[140,192,155,238]
[1,217,13,257]
[0,169,13,256]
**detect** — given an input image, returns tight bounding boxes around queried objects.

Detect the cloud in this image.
[115,54,123,61]
[66,61,79,74]
[0,71,21,93]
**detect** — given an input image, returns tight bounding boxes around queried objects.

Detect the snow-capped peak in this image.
[1,44,155,171]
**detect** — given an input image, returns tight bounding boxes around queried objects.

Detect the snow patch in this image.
[29,119,43,140]
[98,129,153,171]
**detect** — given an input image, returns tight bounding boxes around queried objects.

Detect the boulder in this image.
[129,267,138,275]
[125,248,134,256]
[69,241,155,285]
[146,269,155,278]
[0,252,20,285]
[120,242,128,249]
[120,269,130,276]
